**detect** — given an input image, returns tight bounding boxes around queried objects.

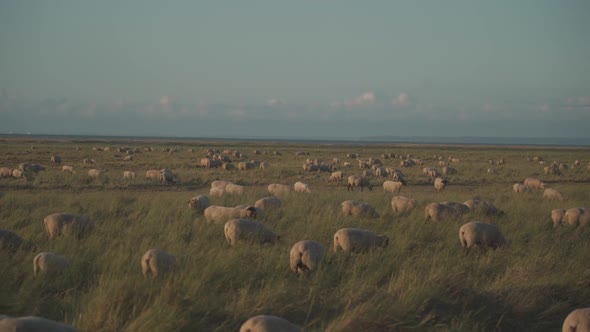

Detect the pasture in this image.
[1,138,590,331]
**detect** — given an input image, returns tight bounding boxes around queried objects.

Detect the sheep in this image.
[459,221,507,249]
[33,252,70,277]
[341,200,380,219]
[88,169,105,179]
[294,181,311,193]
[50,155,62,164]
[424,203,464,222]
[289,240,325,274]
[188,195,210,213]
[0,316,79,332]
[141,248,177,278]
[225,183,245,195]
[209,187,225,197]
[268,183,291,196]
[204,205,257,224]
[551,208,566,227]
[562,208,585,226]
[434,177,449,191]
[83,158,95,164]
[442,166,456,175]
[544,165,561,175]
[123,155,133,161]
[11,169,23,179]
[254,197,282,212]
[159,168,175,184]
[0,167,12,178]
[463,199,504,216]
[441,201,471,215]
[329,171,344,182]
[562,308,590,332]
[513,183,529,193]
[347,175,373,191]
[122,171,136,180]
[224,219,279,246]
[543,188,563,201]
[382,180,404,193]
[333,228,389,253]
[0,229,24,252]
[62,165,75,173]
[239,315,301,332]
[524,178,545,190]
[43,213,94,240]
[259,161,270,170]
[391,196,417,214]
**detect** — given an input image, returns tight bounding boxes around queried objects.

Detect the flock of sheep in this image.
[1,145,589,331]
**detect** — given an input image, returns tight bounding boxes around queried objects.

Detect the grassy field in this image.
[1,138,590,331]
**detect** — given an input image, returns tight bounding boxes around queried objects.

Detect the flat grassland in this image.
[1,138,589,331]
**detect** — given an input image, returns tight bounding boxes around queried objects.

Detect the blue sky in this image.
[1,1,589,138]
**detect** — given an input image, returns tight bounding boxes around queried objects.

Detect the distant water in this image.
[0,134,589,147]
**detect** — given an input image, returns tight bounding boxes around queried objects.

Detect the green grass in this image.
[1,139,590,331]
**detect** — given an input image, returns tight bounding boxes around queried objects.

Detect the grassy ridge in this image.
[1,140,590,331]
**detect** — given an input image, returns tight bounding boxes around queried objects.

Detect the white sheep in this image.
[543,188,563,201]
[562,308,590,332]
[434,177,449,191]
[145,169,160,180]
[563,208,585,226]
[0,316,79,332]
[141,248,177,278]
[50,155,62,164]
[0,167,12,178]
[259,161,270,170]
[239,315,301,332]
[43,213,94,240]
[254,197,282,212]
[382,180,404,193]
[293,181,311,193]
[224,219,279,246]
[268,183,291,196]
[188,195,210,213]
[123,171,136,179]
[391,196,417,214]
[513,183,529,193]
[11,169,24,179]
[204,206,257,224]
[424,203,464,222]
[333,228,389,253]
[551,208,566,227]
[463,199,503,216]
[210,186,226,197]
[347,175,373,191]
[459,221,507,249]
[225,183,245,195]
[329,171,344,182]
[62,165,75,174]
[88,169,106,179]
[341,200,380,219]
[33,252,70,277]
[289,240,325,274]
[524,178,545,190]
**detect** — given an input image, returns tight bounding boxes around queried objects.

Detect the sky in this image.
[0,1,589,139]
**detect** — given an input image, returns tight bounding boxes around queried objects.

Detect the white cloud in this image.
[392,92,410,106]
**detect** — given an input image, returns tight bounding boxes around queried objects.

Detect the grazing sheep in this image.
[188,195,210,213]
[459,221,507,249]
[382,180,404,193]
[43,213,94,240]
[341,200,380,219]
[33,252,70,276]
[563,208,585,226]
[226,183,245,195]
[289,240,325,274]
[463,199,503,216]
[0,167,12,178]
[562,308,590,332]
[329,171,344,182]
[0,229,23,252]
[524,178,545,190]
[62,165,75,173]
[424,203,464,222]
[434,177,449,191]
[123,171,136,179]
[543,188,563,201]
[123,155,133,161]
[88,169,105,179]
[224,219,279,246]
[50,155,62,164]
[268,183,291,196]
[141,249,177,278]
[391,196,417,214]
[145,170,160,180]
[239,315,301,332]
[333,228,389,253]
[513,183,529,193]
[259,161,270,170]
[442,166,456,175]
[11,169,23,179]
[347,175,373,191]
[159,168,175,184]
[204,206,257,224]
[551,208,566,227]
[254,197,282,212]
[0,316,79,332]
[211,180,233,190]
[209,187,226,197]
[544,165,561,175]
[294,181,311,193]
